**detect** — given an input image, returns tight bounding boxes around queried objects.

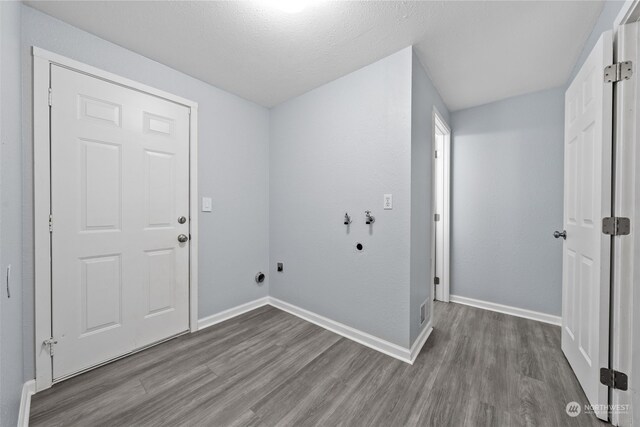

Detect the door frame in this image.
[610,1,640,424]
[431,107,451,302]
[32,47,199,392]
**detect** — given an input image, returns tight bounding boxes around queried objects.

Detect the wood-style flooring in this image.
[30,302,605,426]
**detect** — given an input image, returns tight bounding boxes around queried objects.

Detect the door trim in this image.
[614,0,640,30]
[611,2,640,424]
[32,47,199,392]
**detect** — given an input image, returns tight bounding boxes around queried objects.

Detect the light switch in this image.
[202,197,212,212]
[384,194,393,210]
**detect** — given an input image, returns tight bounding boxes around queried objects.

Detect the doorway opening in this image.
[432,108,451,303]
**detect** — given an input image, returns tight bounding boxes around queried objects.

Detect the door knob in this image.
[177,234,189,243]
[178,216,187,224]
[553,230,567,240]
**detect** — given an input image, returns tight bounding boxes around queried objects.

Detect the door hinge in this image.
[48,87,52,106]
[600,368,628,390]
[434,213,440,222]
[434,276,440,285]
[49,214,53,233]
[43,338,58,357]
[602,217,630,236]
[604,61,633,83]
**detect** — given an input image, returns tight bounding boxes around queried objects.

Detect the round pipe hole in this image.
[255,272,265,284]
[356,243,363,251]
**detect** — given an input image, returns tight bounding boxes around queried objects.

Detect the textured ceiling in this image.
[24,1,604,110]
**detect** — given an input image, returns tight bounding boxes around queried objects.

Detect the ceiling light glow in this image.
[261,0,311,14]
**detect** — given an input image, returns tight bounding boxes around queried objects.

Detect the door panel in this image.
[145,150,175,228]
[51,65,190,380]
[561,30,612,421]
[145,249,176,317]
[80,254,122,336]
[80,139,122,231]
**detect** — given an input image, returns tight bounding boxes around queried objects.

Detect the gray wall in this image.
[450,88,565,316]
[446,0,626,319]
[269,47,413,347]
[409,52,450,344]
[1,1,24,425]
[568,0,626,83]
[21,5,270,379]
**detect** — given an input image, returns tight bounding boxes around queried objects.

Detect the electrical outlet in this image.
[277,262,283,272]
[383,194,393,210]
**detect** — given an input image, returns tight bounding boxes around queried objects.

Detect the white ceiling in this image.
[24,1,604,111]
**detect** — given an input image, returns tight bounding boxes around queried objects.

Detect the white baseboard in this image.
[449,295,561,326]
[18,380,35,427]
[196,295,438,365]
[267,297,416,364]
[410,320,433,362]
[197,297,269,331]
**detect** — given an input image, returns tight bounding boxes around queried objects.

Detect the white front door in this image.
[561,30,613,421]
[51,65,190,380]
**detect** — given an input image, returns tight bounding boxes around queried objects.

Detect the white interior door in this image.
[434,133,445,301]
[612,20,640,427]
[51,65,190,380]
[433,111,450,303]
[561,30,613,421]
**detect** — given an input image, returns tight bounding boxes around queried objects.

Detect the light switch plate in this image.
[383,194,393,210]
[202,197,212,212]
